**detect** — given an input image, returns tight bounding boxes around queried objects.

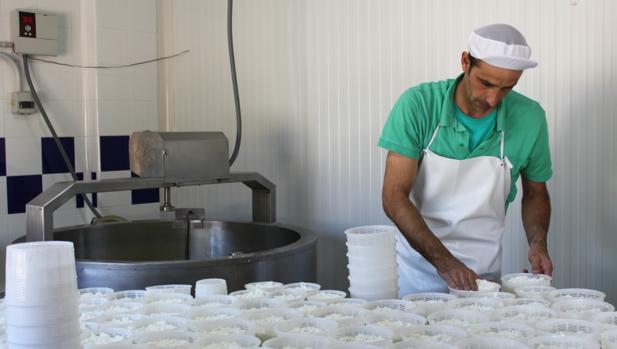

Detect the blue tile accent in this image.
[75,172,84,208]
[7,175,43,214]
[0,138,5,176]
[131,172,159,204]
[42,137,75,174]
[100,136,129,171]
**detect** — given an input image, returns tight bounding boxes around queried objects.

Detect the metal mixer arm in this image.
[26,172,276,241]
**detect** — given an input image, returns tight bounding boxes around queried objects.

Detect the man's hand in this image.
[527,241,553,276]
[436,257,479,291]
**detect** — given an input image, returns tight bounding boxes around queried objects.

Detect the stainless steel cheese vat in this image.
[16,220,317,292]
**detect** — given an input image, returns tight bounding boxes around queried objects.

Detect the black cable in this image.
[227,0,242,166]
[21,49,189,69]
[23,55,102,219]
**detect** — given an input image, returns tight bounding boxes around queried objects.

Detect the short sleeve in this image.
[522,109,553,182]
[378,90,423,159]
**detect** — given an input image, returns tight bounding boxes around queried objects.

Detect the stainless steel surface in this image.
[160,186,175,212]
[16,220,317,292]
[26,172,276,241]
[129,131,231,181]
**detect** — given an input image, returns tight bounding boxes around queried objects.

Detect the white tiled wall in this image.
[0,0,160,290]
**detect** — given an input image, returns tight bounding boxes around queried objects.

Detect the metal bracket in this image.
[26,172,276,242]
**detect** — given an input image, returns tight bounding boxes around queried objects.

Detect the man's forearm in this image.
[383,191,454,268]
[521,184,551,248]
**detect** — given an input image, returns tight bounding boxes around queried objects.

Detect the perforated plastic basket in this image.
[364,299,417,313]
[492,305,557,324]
[262,334,332,349]
[547,288,606,304]
[467,321,535,341]
[513,285,556,299]
[398,324,468,344]
[334,324,395,347]
[273,316,338,337]
[402,293,457,316]
[601,328,617,349]
[501,273,552,293]
[427,309,490,328]
[447,297,502,313]
[457,337,530,349]
[344,225,397,247]
[535,318,600,339]
[529,334,600,349]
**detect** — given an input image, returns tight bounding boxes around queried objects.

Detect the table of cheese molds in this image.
[0,276,616,349]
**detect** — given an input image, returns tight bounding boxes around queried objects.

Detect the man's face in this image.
[461,52,523,115]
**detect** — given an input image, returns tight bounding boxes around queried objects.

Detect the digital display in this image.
[19,12,36,37]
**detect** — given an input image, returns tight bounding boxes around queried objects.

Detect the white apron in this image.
[397,125,512,296]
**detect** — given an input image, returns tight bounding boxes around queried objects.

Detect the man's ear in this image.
[461,51,471,73]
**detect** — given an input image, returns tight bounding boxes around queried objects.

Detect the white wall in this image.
[158,0,617,303]
[0,0,160,289]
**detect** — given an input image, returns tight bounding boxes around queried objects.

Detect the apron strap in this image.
[425,126,441,152]
[499,130,505,164]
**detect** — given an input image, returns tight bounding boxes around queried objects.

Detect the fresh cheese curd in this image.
[195,314,234,321]
[376,319,407,328]
[145,339,190,347]
[287,326,326,335]
[433,318,468,326]
[200,342,245,349]
[476,279,500,291]
[406,332,456,343]
[204,326,246,336]
[81,331,127,345]
[253,315,285,325]
[338,334,386,343]
[324,313,353,321]
[135,321,179,333]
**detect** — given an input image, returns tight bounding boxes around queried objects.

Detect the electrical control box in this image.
[10,91,36,115]
[10,10,59,56]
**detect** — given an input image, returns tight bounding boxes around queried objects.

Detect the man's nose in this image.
[486,90,500,107]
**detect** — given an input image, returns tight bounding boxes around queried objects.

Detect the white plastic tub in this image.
[501,273,552,293]
[134,330,197,348]
[244,281,284,293]
[402,293,457,316]
[344,225,397,247]
[427,309,490,328]
[365,312,427,341]
[364,299,417,313]
[467,321,535,341]
[535,318,600,339]
[492,305,557,324]
[388,339,457,349]
[189,318,255,336]
[398,324,467,344]
[273,317,338,337]
[529,334,600,349]
[194,334,261,349]
[513,285,556,299]
[240,308,303,341]
[547,288,606,304]
[146,284,192,295]
[457,337,530,349]
[132,316,188,334]
[447,298,502,314]
[334,324,395,347]
[551,299,615,320]
[308,305,367,327]
[262,334,331,349]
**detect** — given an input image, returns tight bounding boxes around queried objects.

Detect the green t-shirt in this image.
[378,74,552,206]
[455,106,496,151]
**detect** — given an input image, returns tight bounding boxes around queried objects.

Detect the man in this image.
[378,24,553,295]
